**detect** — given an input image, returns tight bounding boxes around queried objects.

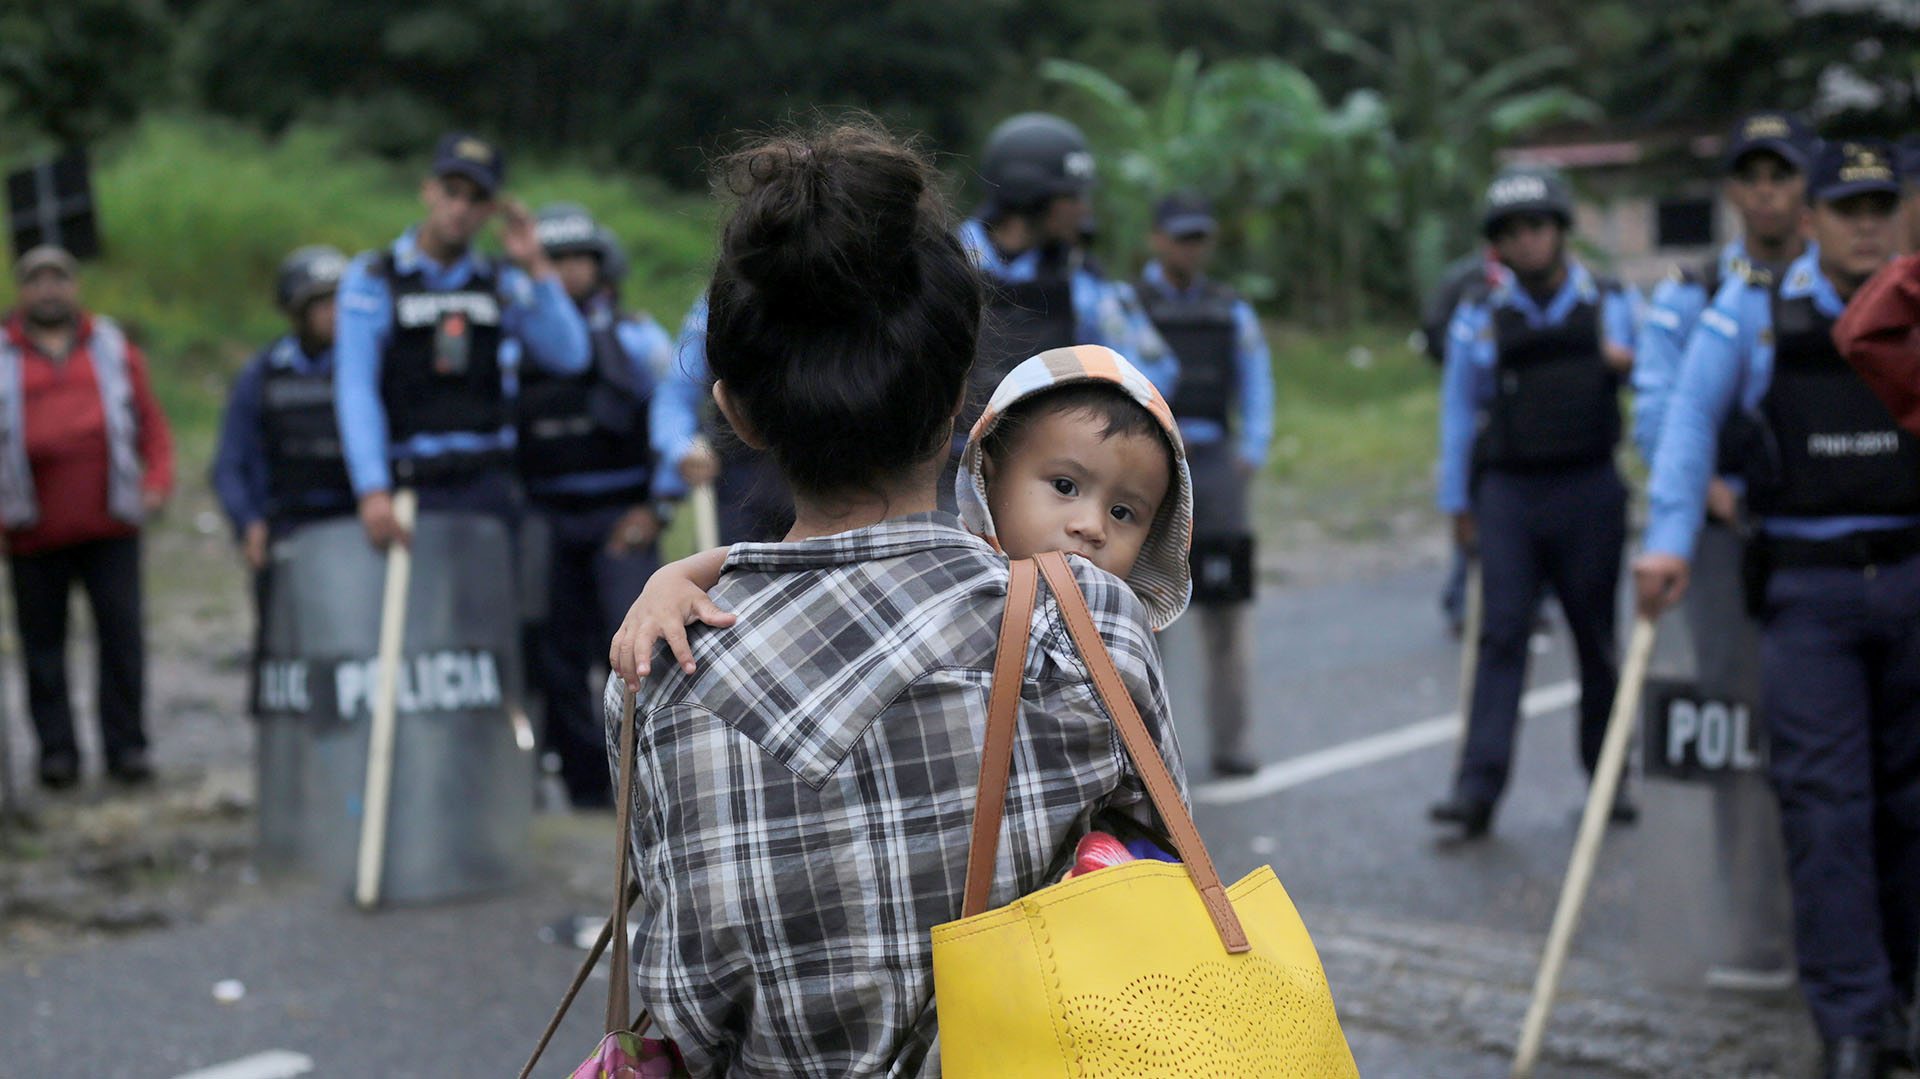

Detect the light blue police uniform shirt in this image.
[333,228,590,496]
[956,218,1177,397]
[1138,259,1273,468]
[1643,244,1920,559]
[1436,260,1641,515]
[522,292,674,500]
[649,297,710,501]
[1632,240,1753,464]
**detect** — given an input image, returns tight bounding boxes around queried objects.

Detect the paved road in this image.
[0,561,1836,1077]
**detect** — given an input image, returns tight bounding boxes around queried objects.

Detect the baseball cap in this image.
[1722,111,1812,174]
[1807,138,1901,204]
[14,244,77,281]
[1152,191,1217,236]
[431,132,505,195]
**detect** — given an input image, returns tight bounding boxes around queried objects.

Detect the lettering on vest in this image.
[1749,290,1920,518]
[394,291,502,330]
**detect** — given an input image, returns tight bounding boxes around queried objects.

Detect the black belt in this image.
[392,447,511,485]
[1762,525,1920,569]
[528,485,648,513]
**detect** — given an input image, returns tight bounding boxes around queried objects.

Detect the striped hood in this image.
[956,344,1193,629]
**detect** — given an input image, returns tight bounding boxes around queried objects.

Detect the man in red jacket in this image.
[1,246,173,788]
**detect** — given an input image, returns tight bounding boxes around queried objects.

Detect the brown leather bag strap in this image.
[961,557,1041,918]
[518,683,649,1079]
[1033,551,1250,953]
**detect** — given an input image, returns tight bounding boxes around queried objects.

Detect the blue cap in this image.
[432,132,505,195]
[1807,138,1902,204]
[1898,135,1920,185]
[1152,191,1216,236]
[1722,111,1812,174]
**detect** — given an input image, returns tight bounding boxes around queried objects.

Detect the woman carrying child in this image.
[601,120,1196,1077]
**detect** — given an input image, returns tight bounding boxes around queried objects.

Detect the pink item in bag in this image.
[1065,832,1138,879]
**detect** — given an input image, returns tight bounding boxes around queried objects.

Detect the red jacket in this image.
[1833,254,1920,437]
[3,312,174,556]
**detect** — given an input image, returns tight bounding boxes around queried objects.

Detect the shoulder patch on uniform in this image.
[1785,265,1815,293]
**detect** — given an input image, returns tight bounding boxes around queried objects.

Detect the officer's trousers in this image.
[1453,462,1624,806]
[1760,556,1920,1041]
[1186,438,1254,764]
[530,503,660,807]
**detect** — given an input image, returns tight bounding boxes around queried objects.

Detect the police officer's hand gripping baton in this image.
[355,487,418,909]
[1511,615,1657,1078]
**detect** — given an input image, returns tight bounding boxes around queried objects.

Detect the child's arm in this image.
[610,546,735,687]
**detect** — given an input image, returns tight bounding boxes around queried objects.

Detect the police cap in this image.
[432,132,505,195]
[1721,111,1812,175]
[979,113,1096,216]
[1806,139,1901,205]
[1480,165,1574,239]
[276,245,348,315]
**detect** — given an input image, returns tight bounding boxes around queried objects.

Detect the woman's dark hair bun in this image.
[705,118,982,499]
[722,127,929,318]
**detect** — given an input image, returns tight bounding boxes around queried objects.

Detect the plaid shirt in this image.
[602,512,1183,1078]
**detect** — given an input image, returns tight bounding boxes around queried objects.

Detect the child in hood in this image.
[610,344,1195,679]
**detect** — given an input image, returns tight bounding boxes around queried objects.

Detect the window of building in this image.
[1656,195,1715,249]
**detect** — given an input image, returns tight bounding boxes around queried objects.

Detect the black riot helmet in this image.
[275,245,348,316]
[1480,164,1575,239]
[979,112,1097,219]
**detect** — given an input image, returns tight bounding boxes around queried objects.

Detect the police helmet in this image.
[979,113,1096,216]
[275,245,348,315]
[1480,165,1575,239]
[535,202,614,263]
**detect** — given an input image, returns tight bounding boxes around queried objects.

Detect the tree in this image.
[0,0,175,148]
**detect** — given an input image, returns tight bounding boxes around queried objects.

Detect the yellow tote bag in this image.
[932,553,1360,1078]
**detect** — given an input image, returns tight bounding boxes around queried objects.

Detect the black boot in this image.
[37,750,79,790]
[1427,795,1493,838]
[1823,1036,1883,1079]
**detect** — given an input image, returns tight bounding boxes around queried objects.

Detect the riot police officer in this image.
[1634,111,1810,702]
[951,112,1175,510]
[212,246,355,564]
[1636,140,1918,1079]
[1134,191,1273,776]
[649,295,794,544]
[211,245,353,711]
[1429,165,1641,838]
[518,203,673,807]
[333,132,588,544]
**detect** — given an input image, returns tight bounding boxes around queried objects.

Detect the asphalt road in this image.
[0,560,1835,1078]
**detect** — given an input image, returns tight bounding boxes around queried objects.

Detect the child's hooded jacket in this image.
[955,344,1194,629]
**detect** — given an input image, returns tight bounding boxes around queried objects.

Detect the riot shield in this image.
[254,513,532,903]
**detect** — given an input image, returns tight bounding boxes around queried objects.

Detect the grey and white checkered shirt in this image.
[602,512,1183,1077]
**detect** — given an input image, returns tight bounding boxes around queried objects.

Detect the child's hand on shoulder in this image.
[609,547,736,687]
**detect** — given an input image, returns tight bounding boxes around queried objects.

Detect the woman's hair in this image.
[704,119,982,498]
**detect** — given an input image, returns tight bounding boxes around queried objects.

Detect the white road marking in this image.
[169,1050,314,1079]
[1193,680,1579,805]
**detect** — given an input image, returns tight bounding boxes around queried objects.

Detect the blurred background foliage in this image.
[1,0,1917,330]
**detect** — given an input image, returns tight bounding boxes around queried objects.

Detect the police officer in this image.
[333,132,589,545]
[649,295,794,544]
[519,203,673,807]
[1134,191,1273,776]
[1635,111,1811,702]
[1635,140,1918,1079]
[212,246,354,566]
[1429,165,1640,838]
[951,112,1175,509]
